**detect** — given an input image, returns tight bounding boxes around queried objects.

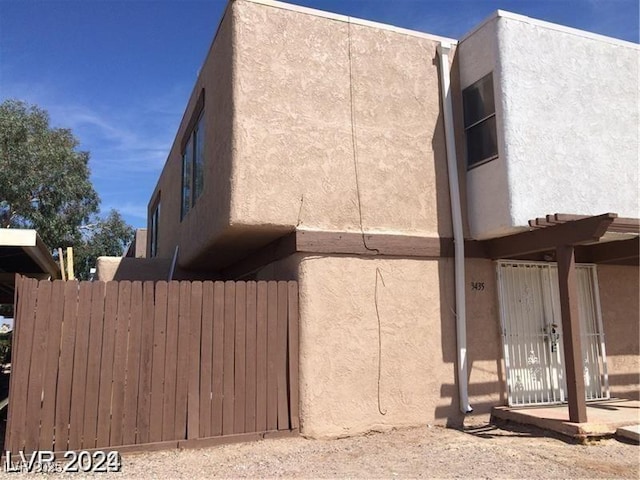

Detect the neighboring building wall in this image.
[459,13,639,239]
[256,253,504,438]
[125,229,147,258]
[597,264,640,400]
[95,257,172,282]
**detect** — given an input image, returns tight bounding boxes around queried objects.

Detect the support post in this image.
[556,245,587,423]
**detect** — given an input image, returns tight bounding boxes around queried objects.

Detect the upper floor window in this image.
[150,194,160,258]
[181,89,205,220]
[463,73,498,169]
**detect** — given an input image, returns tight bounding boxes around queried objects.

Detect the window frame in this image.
[180,89,205,221]
[463,73,498,170]
[149,194,160,258]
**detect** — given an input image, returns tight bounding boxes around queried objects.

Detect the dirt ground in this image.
[0,418,637,479]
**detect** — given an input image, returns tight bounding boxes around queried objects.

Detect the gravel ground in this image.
[0,418,637,479]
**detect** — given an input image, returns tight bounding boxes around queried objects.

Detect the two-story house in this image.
[105,0,638,438]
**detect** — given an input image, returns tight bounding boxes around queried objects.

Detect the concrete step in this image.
[616,425,640,443]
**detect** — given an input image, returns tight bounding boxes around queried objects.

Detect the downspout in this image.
[436,42,473,414]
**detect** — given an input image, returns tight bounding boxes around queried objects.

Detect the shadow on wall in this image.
[96,257,223,282]
[435,258,506,427]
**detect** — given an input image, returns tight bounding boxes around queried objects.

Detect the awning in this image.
[0,229,59,303]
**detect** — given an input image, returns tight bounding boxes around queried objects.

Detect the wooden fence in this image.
[6,276,299,454]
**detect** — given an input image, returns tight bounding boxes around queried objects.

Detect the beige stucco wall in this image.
[255,254,502,438]
[232,0,452,240]
[597,264,640,400]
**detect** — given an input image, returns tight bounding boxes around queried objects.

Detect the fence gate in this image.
[6,276,299,454]
[496,261,608,406]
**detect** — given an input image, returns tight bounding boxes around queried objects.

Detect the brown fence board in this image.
[123,282,144,446]
[81,282,106,449]
[5,276,24,451]
[7,277,35,452]
[287,281,300,429]
[54,281,80,452]
[38,280,65,450]
[266,282,278,431]
[199,281,214,438]
[24,280,52,451]
[161,282,180,441]
[211,281,225,436]
[222,281,236,435]
[234,282,246,434]
[95,281,119,448]
[110,281,132,447]
[68,282,93,450]
[187,282,203,440]
[255,281,268,433]
[245,281,257,433]
[174,282,191,440]
[149,281,168,443]
[136,281,155,444]
[276,282,289,431]
[8,278,299,454]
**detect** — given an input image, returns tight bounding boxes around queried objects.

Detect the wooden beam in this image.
[295,231,448,257]
[576,237,639,264]
[556,245,588,423]
[528,214,639,234]
[486,213,617,259]
[554,214,639,234]
[221,231,489,279]
[58,247,66,281]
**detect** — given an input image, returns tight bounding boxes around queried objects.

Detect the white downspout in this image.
[436,42,473,414]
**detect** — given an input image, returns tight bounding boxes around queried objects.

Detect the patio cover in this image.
[0,229,59,304]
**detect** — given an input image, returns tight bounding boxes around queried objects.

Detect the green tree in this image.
[0,99,99,247]
[74,210,135,280]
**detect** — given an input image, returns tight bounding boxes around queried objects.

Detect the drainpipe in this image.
[436,42,473,414]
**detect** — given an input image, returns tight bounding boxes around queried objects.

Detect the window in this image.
[181,137,193,219]
[180,89,205,220]
[463,73,498,169]
[193,113,204,202]
[150,195,160,258]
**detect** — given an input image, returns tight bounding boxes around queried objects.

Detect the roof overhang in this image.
[0,229,60,303]
[484,213,639,266]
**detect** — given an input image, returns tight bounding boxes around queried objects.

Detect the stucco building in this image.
[111,0,639,438]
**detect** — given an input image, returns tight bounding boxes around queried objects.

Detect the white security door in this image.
[497,261,609,406]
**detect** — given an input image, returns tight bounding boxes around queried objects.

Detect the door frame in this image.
[496,260,609,407]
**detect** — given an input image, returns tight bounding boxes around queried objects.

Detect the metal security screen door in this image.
[497,261,609,406]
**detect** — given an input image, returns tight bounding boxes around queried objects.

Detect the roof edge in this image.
[243,0,458,44]
[460,9,639,49]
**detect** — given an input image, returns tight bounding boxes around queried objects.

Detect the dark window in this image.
[463,74,498,168]
[180,89,205,221]
[150,195,160,258]
[181,136,193,219]
[193,113,205,203]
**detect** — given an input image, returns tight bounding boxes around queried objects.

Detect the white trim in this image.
[243,0,458,44]
[460,9,639,49]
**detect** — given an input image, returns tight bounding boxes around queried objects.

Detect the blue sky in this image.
[1,0,638,229]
